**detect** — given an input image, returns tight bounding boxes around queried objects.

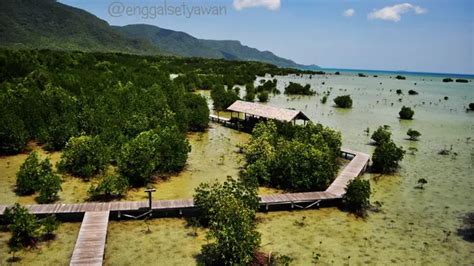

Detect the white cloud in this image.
[368,3,427,22]
[343,8,355,17]
[233,0,281,11]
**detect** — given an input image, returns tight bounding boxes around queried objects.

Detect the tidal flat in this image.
[1,72,473,264]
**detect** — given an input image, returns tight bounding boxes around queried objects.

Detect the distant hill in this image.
[114,24,316,69]
[0,0,318,69]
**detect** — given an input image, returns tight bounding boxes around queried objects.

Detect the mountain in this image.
[0,0,158,54]
[0,0,318,69]
[114,24,314,69]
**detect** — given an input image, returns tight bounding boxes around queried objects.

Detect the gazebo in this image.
[226,100,310,125]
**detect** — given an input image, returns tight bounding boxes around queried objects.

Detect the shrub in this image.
[284,82,314,95]
[321,95,328,104]
[118,130,161,186]
[343,179,371,215]
[184,94,209,131]
[399,106,415,119]
[372,140,405,173]
[257,91,269,102]
[443,78,453,82]
[469,103,474,111]
[88,174,129,200]
[40,215,60,240]
[154,126,191,173]
[333,95,353,108]
[244,90,255,102]
[407,129,421,141]
[210,84,239,111]
[408,90,418,95]
[57,135,109,178]
[16,151,42,195]
[37,158,62,203]
[3,203,41,248]
[371,126,391,146]
[456,79,468,83]
[0,112,28,155]
[358,73,367,77]
[396,89,402,95]
[395,75,406,80]
[242,121,341,191]
[194,178,260,265]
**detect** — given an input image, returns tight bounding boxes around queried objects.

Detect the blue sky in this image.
[60,0,473,74]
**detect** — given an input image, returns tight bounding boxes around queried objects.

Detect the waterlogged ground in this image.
[0,223,79,265]
[1,73,473,264]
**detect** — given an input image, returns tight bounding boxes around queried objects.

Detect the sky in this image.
[59,0,474,74]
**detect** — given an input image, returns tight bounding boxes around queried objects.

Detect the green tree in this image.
[284,82,314,95]
[399,106,415,119]
[257,91,269,102]
[3,203,41,247]
[194,178,260,265]
[407,129,421,141]
[372,140,405,173]
[40,215,60,240]
[469,103,474,111]
[88,174,129,200]
[0,111,28,155]
[184,94,209,131]
[343,179,371,216]
[16,151,42,195]
[57,135,109,178]
[37,158,62,203]
[118,130,161,186]
[371,126,391,146]
[333,95,353,108]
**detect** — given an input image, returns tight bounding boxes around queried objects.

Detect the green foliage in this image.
[372,140,405,173]
[242,121,341,191]
[408,90,418,95]
[469,103,474,111]
[194,178,260,265]
[3,203,41,248]
[37,158,62,203]
[88,174,129,200]
[210,85,240,111]
[371,126,392,146]
[416,178,428,189]
[256,79,278,94]
[16,151,42,195]
[333,95,353,108]
[399,106,415,119]
[40,215,60,239]
[343,179,371,215]
[396,89,402,95]
[395,75,406,80]
[456,79,468,83]
[443,78,453,83]
[0,111,28,154]
[57,135,109,178]
[184,94,209,131]
[321,95,328,104]
[118,128,190,186]
[284,82,314,95]
[407,129,421,141]
[257,91,269,102]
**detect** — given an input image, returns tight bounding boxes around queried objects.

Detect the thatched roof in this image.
[227,100,310,122]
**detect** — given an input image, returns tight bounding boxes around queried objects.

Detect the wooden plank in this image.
[70,211,109,266]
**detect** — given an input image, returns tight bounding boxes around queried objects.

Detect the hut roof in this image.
[227,100,309,122]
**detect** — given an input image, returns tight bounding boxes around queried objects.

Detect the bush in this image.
[343,179,371,216]
[57,135,109,178]
[372,140,405,173]
[210,85,239,111]
[40,215,60,240]
[443,78,453,82]
[0,112,28,155]
[408,90,418,95]
[184,94,209,131]
[396,89,402,95]
[469,103,474,111]
[194,178,260,265]
[3,203,41,248]
[118,128,190,186]
[257,91,269,102]
[284,82,314,95]
[333,95,353,108]
[88,174,129,200]
[407,129,421,141]
[399,106,415,119]
[456,79,468,83]
[395,75,406,80]
[36,158,62,203]
[321,95,328,104]
[16,151,42,195]
[371,126,391,146]
[242,121,341,191]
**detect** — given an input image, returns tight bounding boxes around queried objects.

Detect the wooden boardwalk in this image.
[0,149,369,216]
[70,211,109,266]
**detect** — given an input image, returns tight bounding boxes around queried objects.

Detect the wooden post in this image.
[145,188,156,210]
